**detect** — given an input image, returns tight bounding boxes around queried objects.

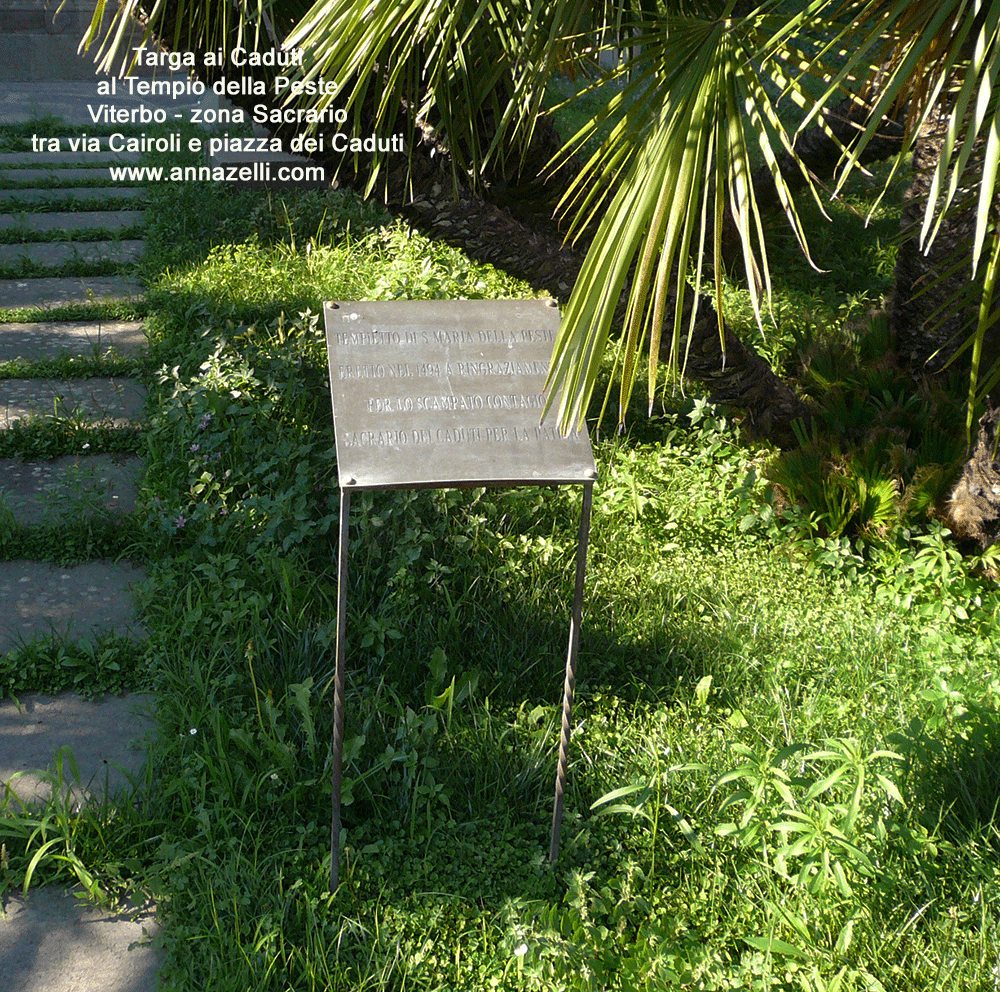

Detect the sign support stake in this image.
[549,479,593,864]
[330,486,351,892]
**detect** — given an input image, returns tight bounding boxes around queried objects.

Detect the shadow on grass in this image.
[138,534,731,894]
[894,705,1000,843]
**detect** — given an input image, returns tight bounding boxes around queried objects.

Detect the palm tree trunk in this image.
[947,408,1000,546]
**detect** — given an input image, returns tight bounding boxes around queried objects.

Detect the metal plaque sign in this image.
[324,299,596,489]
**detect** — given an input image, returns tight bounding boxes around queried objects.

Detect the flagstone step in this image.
[0,239,144,269]
[0,210,146,233]
[0,454,142,526]
[0,881,160,992]
[0,377,147,427]
[2,81,207,124]
[0,167,134,184]
[0,560,147,655]
[0,0,170,83]
[0,275,143,309]
[0,187,147,206]
[0,150,141,165]
[0,320,146,361]
[0,691,155,806]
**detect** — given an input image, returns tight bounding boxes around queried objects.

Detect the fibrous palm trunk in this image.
[947,408,1000,546]
[895,112,1000,546]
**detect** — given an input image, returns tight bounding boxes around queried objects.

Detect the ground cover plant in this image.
[0,299,149,324]
[5,122,1000,992]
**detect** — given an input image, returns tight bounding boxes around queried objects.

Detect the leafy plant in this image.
[0,634,146,701]
[0,747,116,902]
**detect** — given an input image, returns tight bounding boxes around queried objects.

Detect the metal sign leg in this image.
[330,487,351,891]
[549,480,594,864]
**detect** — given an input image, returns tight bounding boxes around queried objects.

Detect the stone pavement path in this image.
[0,139,145,309]
[1,9,165,980]
[0,135,149,657]
[0,131,154,747]
[0,887,159,992]
[0,692,154,805]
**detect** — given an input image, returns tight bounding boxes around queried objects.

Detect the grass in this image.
[0,301,149,324]
[0,194,149,213]
[0,225,147,245]
[3,115,1000,992]
[0,257,139,280]
[0,351,153,380]
[0,177,141,190]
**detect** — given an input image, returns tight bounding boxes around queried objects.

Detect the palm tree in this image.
[84,0,999,444]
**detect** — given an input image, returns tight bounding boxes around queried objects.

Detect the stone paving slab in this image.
[0,275,142,309]
[0,239,144,268]
[0,187,147,207]
[0,888,160,992]
[0,455,142,526]
[0,320,146,361]
[0,691,154,805]
[0,0,166,84]
[0,151,141,165]
[0,560,147,655]
[0,377,147,427]
[0,210,146,232]
[0,167,131,184]
[1,80,211,124]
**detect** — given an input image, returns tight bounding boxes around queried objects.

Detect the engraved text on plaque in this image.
[324,299,595,489]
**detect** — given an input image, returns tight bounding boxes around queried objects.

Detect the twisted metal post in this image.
[549,480,594,863]
[330,486,351,891]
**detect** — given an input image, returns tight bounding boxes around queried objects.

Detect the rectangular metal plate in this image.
[324,299,596,490]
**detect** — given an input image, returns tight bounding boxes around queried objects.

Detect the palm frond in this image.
[80,0,284,75]
[283,0,608,191]
[545,0,841,431]
[966,228,1000,427]
[809,1,999,271]
[81,0,1000,442]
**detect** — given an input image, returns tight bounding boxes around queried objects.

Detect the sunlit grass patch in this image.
[0,300,148,324]
[145,220,537,329]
